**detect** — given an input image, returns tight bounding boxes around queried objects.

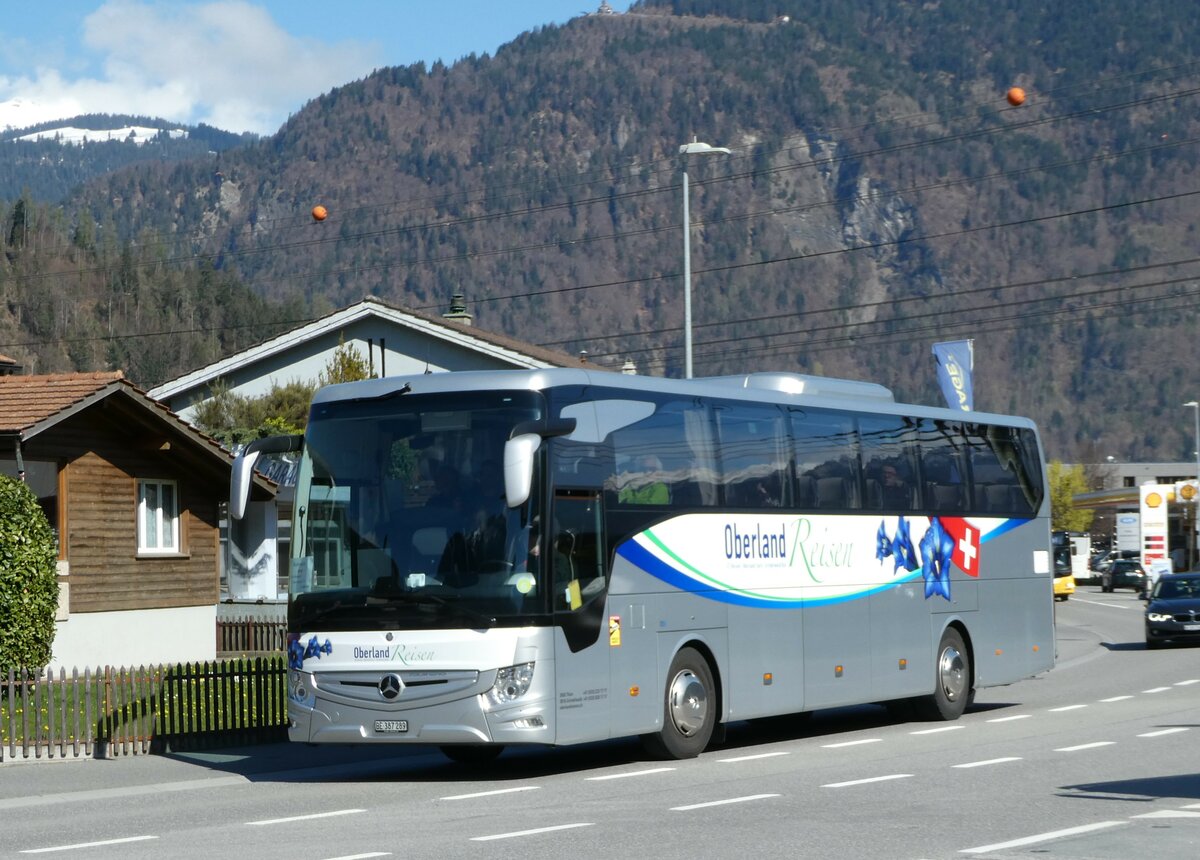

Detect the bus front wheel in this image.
[642,647,716,760]
[914,628,971,721]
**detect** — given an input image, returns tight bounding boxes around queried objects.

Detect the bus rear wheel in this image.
[642,647,716,760]
[914,628,971,721]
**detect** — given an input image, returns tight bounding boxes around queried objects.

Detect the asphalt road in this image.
[3,587,1198,859]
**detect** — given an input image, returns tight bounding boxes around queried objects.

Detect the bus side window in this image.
[715,402,789,508]
[792,408,861,511]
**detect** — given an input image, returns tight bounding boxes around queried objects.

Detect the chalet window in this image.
[138,479,180,554]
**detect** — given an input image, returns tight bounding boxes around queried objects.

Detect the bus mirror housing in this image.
[230,434,304,520]
[504,416,575,508]
[504,433,540,508]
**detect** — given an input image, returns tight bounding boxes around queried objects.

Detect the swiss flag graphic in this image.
[938,517,981,577]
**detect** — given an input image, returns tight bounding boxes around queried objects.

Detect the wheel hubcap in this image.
[938,645,967,703]
[667,668,708,737]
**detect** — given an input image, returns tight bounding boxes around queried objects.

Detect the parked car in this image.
[1101,559,1147,593]
[1143,572,1200,649]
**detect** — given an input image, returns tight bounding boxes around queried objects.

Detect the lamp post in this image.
[1185,401,1200,567]
[680,139,730,379]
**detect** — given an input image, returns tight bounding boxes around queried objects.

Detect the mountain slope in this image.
[7,0,1200,461]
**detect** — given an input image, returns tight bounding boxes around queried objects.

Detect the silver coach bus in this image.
[231,368,1054,763]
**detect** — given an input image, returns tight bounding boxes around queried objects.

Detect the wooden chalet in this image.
[0,371,274,669]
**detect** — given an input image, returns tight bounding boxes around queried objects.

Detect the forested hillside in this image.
[2,0,1199,461]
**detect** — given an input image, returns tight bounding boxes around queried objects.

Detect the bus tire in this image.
[440,744,504,765]
[914,628,971,721]
[642,647,716,760]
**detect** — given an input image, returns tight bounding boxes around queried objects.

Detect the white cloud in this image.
[0,1,380,134]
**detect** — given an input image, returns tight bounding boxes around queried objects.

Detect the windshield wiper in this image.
[368,591,497,627]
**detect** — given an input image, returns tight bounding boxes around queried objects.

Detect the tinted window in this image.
[859,415,918,512]
[792,409,860,510]
[918,419,967,512]
[609,398,717,509]
[715,402,790,508]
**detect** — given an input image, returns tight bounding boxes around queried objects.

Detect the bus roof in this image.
[312,368,1037,429]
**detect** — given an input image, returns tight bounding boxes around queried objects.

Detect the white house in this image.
[147,295,594,606]
[148,295,588,425]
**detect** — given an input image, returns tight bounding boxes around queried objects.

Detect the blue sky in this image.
[0,1,637,134]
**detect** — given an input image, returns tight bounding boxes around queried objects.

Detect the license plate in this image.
[1184,625,1200,632]
[374,720,408,733]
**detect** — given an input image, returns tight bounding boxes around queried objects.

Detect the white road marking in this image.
[821,738,882,748]
[1050,704,1087,712]
[953,757,1022,769]
[246,809,365,826]
[21,836,158,854]
[1138,727,1188,738]
[1099,695,1133,702]
[986,714,1031,723]
[0,776,246,811]
[586,767,676,781]
[960,821,1126,854]
[910,725,964,735]
[1074,597,1130,609]
[1054,741,1115,752]
[1142,686,1171,693]
[1132,810,1200,819]
[322,854,393,860]
[440,786,540,800]
[471,823,593,841]
[1175,679,1200,686]
[822,774,912,788]
[718,751,791,763]
[671,794,780,811]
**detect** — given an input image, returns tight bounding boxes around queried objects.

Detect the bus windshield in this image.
[290,389,545,630]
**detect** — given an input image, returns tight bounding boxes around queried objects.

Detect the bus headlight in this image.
[486,662,535,706]
[289,670,310,702]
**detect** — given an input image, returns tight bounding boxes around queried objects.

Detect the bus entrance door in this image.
[549,491,611,744]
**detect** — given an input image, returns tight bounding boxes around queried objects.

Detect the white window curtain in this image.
[138,479,179,553]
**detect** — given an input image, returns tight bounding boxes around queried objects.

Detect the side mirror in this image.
[230,450,261,521]
[230,434,303,520]
[504,433,540,509]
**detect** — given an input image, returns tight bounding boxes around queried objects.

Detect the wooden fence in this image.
[216,615,288,657]
[0,657,289,763]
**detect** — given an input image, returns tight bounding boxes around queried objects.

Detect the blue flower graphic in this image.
[288,635,332,669]
[919,517,955,601]
[876,520,891,563]
[891,516,919,574]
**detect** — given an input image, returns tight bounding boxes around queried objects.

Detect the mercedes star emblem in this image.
[378,673,404,700]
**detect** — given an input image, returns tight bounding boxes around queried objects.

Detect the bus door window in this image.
[792,409,862,510]
[918,419,967,513]
[551,489,607,653]
[715,402,790,508]
[552,490,605,611]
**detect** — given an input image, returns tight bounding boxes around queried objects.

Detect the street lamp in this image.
[1185,401,1200,567]
[680,139,730,379]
